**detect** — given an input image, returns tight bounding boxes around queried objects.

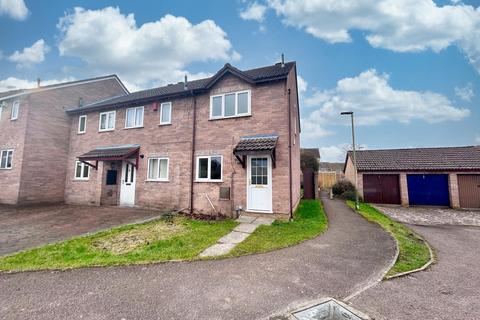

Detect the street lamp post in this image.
[341,111,360,210]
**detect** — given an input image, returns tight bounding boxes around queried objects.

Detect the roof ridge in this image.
[350,145,478,152]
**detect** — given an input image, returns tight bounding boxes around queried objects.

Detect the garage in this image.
[458,174,480,208]
[407,174,450,206]
[363,174,400,204]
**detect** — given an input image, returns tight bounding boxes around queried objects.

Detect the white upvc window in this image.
[196,155,222,182]
[160,102,172,125]
[78,115,87,134]
[147,157,169,181]
[125,106,144,128]
[74,161,90,180]
[210,90,250,119]
[11,101,19,120]
[0,149,13,169]
[99,111,116,131]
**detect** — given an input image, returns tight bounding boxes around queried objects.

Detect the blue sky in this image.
[1,0,479,161]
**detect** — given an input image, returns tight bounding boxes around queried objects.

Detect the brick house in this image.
[344,146,480,209]
[56,61,299,217]
[0,76,128,204]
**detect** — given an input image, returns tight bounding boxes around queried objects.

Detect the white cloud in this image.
[476,135,480,144]
[240,2,268,22]
[8,39,50,67]
[267,0,480,73]
[301,69,470,139]
[454,83,474,101]
[0,77,75,92]
[297,75,307,95]
[0,0,28,20]
[57,7,240,88]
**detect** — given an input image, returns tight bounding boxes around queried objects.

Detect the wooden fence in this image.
[318,172,343,190]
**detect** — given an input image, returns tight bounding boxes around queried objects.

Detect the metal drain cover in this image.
[291,298,370,320]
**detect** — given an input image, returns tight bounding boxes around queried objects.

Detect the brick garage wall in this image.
[0,96,29,204]
[17,78,127,204]
[66,73,293,216]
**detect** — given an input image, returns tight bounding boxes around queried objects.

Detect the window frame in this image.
[209,90,251,120]
[74,161,90,180]
[11,101,19,120]
[196,155,223,182]
[146,157,169,182]
[125,106,144,129]
[0,149,13,170]
[78,115,87,134]
[98,110,116,132]
[159,102,172,125]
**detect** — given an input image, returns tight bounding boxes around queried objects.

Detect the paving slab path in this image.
[0,194,396,320]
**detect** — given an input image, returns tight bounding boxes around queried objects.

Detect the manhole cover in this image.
[291,298,370,320]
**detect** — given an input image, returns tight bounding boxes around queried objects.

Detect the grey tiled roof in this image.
[67,62,295,113]
[234,134,278,153]
[301,148,320,159]
[78,144,140,160]
[349,146,480,171]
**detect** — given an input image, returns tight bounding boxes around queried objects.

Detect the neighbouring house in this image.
[0,76,128,205]
[25,61,299,217]
[344,146,480,209]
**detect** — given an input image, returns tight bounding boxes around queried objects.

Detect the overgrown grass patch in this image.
[0,216,237,272]
[227,200,328,257]
[347,201,431,277]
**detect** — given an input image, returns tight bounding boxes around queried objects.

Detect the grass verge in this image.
[0,217,237,272]
[347,201,431,277]
[227,199,328,257]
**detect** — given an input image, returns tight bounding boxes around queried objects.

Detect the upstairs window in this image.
[125,106,144,128]
[74,161,90,180]
[11,101,19,120]
[99,111,116,131]
[147,157,169,181]
[0,150,13,169]
[196,155,222,181]
[210,90,250,119]
[160,102,171,125]
[78,115,87,134]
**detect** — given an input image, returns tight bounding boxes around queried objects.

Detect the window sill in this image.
[195,179,223,183]
[0,168,12,170]
[158,123,172,126]
[98,129,115,133]
[124,126,144,130]
[77,132,86,135]
[209,114,251,121]
[145,179,169,183]
[73,178,90,181]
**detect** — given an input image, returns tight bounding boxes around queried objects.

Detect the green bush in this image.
[332,180,355,196]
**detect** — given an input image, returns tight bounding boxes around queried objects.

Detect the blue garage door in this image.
[407,174,450,206]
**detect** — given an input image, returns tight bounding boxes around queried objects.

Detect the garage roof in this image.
[347,146,480,172]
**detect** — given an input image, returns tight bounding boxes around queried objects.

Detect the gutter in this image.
[287,88,293,220]
[190,93,197,214]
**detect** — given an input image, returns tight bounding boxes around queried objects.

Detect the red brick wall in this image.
[65,71,300,216]
[0,96,29,204]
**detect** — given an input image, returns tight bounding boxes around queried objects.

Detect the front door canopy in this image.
[233,134,278,168]
[77,144,140,170]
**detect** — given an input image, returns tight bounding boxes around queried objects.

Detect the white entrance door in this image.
[120,161,136,206]
[247,156,273,213]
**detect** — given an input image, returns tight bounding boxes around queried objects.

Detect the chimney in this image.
[37,77,41,87]
[281,53,285,68]
[184,74,188,90]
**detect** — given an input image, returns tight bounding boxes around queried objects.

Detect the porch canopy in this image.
[77,144,140,170]
[233,134,278,168]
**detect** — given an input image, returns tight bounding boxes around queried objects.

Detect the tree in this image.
[301,152,319,172]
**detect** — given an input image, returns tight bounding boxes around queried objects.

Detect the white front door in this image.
[120,161,136,206]
[247,156,273,213]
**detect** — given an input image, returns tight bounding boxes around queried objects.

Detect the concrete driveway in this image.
[0,204,163,256]
[0,195,396,320]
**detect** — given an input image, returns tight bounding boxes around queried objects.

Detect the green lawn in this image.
[0,217,237,272]
[347,201,432,277]
[227,199,328,257]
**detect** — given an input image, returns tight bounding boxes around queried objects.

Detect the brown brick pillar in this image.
[449,173,460,209]
[94,162,104,206]
[357,173,364,200]
[400,173,409,207]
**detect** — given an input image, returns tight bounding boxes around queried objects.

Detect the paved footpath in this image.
[0,195,395,320]
[350,224,480,319]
